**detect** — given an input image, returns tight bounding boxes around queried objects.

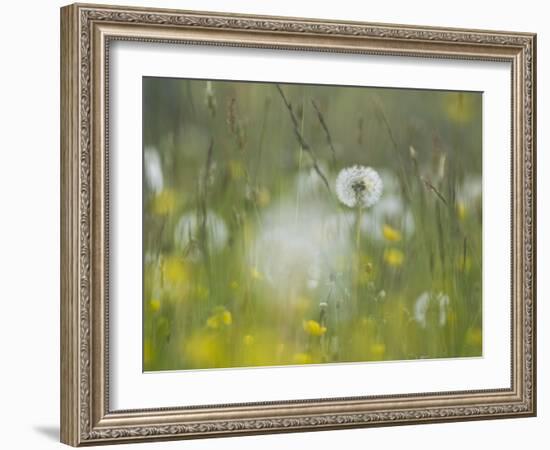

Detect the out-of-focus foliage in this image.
[143,77,482,371]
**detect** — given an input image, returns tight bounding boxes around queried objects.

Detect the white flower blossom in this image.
[250,202,350,297]
[414,291,450,328]
[144,147,164,194]
[335,165,383,208]
[457,175,482,205]
[174,210,228,259]
[253,224,321,288]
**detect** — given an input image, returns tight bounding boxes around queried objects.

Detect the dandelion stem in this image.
[354,204,363,315]
[355,205,362,251]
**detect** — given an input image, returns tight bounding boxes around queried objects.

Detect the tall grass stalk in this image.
[311,99,337,167]
[295,94,306,225]
[275,84,332,195]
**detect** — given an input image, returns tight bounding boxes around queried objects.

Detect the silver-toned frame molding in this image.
[60,2,536,446]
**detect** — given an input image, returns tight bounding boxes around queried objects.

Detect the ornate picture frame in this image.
[60,3,536,446]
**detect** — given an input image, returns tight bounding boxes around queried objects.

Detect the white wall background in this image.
[0,0,545,448]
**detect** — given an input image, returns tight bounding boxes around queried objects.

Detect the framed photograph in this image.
[60,3,536,446]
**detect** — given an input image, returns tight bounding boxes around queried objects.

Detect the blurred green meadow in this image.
[142,77,482,371]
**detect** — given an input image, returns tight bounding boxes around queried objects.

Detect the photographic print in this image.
[142,77,482,371]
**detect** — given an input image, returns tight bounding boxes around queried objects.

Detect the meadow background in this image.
[142,77,482,371]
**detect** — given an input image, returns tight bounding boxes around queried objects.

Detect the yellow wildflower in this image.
[370,343,386,359]
[149,298,161,312]
[229,280,239,290]
[183,333,223,367]
[221,310,232,325]
[143,339,153,367]
[292,352,313,365]
[206,307,232,329]
[303,319,327,336]
[163,256,188,285]
[152,189,177,215]
[384,248,405,267]
[382,224,402,242]
[243,334,255,346]
[456,202,467,221]
[465,327,482,348]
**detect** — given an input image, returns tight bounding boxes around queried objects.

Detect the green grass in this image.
[142,78,482,371]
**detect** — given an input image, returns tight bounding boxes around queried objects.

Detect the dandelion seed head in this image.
[335,165,383,208]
